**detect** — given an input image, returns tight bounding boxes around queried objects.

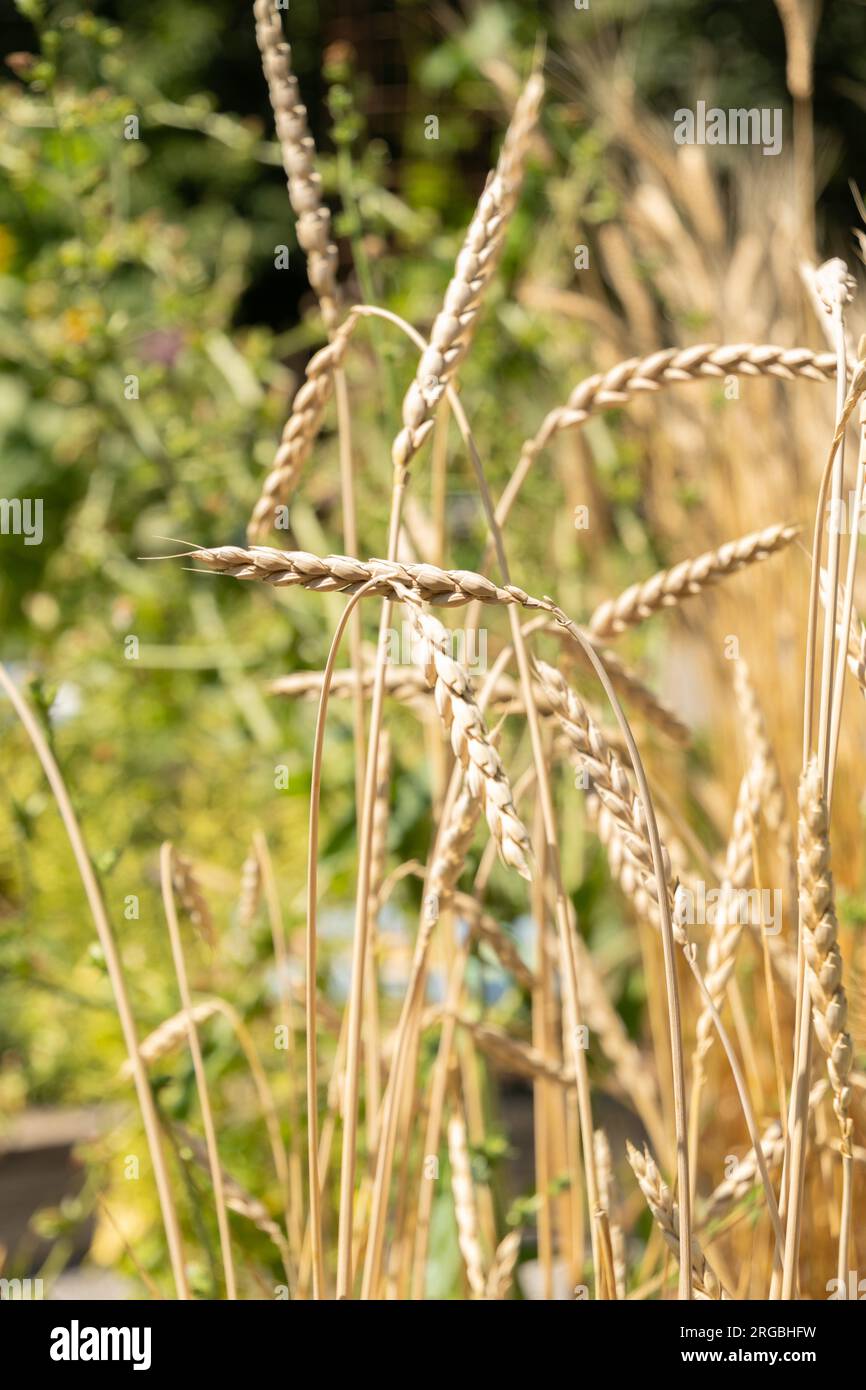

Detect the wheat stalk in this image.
[588,524,799,640]
[626,1142,729,1300]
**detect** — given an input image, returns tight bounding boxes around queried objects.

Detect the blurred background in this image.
[1,0,865,1298]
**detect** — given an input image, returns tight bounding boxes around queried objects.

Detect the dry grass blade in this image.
[588,524,799,640]
[626,1142,729,1300]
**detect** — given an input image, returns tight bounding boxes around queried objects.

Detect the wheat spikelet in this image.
[247,317,356,541]
[447,1103,487,1298]
[391,72,543,473]
[519,344,837,475]
[588,524,799,640]
[252,0,339,328]
[485,1230,521,1300]
[121,1001,221,1076]
[406,603,531,880]
[170,851,214,947]
[626,1142,729,1299]
[237,845,262,931]
[798,759,854,1149]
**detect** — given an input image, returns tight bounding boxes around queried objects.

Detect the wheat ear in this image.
[447,1099,487,1298]
[485,1230,521,1300]
[626,1142,729,1300]
[237,843,262,931]
[391,72,543,475]
[588,524,799,640]
[406,601,531,879]
[518,344,837,479]
[252,0,339,328]
[171,850,215,947]
[121,1001,221,1073]
[798,760,853,1148]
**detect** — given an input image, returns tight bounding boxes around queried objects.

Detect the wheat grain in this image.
[535,659,672,921]
[588,524,799,640]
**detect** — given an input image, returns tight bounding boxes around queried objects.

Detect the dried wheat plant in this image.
[10,3,866,1306]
